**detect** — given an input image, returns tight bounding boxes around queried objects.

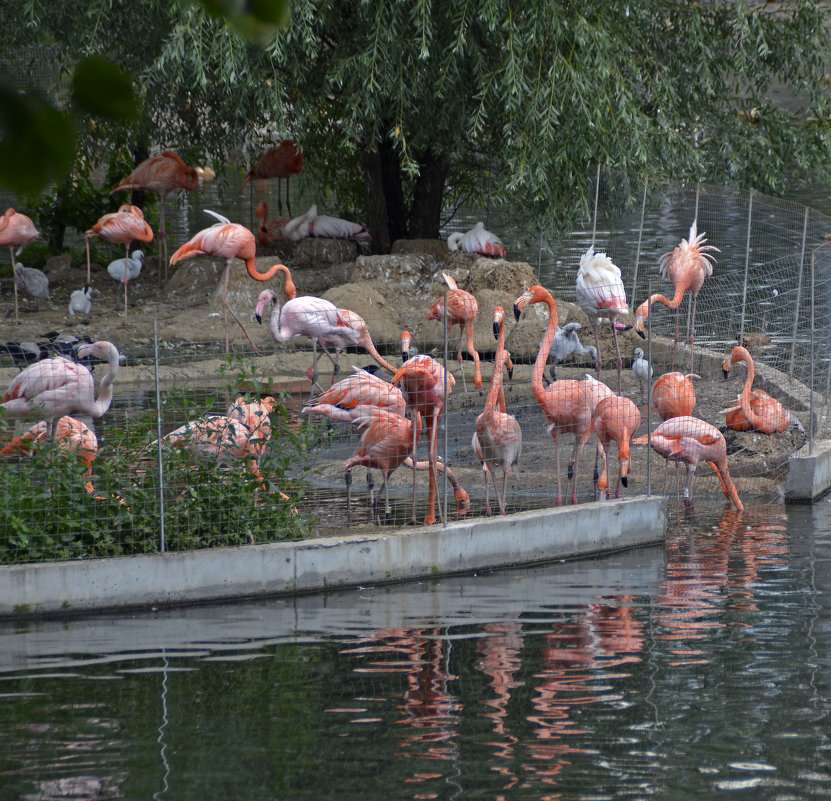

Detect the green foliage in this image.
[72,56,138,122]
[0,359,312,564]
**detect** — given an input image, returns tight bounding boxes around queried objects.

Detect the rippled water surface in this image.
[2,498,831,800]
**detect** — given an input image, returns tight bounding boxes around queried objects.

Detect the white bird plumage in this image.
[631,347,652,403]
[446,221,506,257]
[575,246,630,393]
[68,285,93,323]
[280,204,371,242]
[107,249,144,315]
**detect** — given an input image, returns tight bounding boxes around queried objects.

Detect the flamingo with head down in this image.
[447,222,506,258]
[472,306,522,516]
[633,416,743,512]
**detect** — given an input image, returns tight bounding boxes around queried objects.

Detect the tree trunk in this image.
[407,152,447,240]
[363,140,407,254]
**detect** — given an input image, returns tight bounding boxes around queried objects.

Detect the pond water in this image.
[2,497,830,800]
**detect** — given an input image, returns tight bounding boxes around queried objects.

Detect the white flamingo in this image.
[447,221,506,257]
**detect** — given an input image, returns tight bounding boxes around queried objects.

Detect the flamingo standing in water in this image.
[423,272,482,391]
[0,208,40,325]
[255,288,359,392]
[633,416,744,512]
[513,285,614,505]
[1,415,99,497]
[86,204,153,288]
[635,221,719,372]
[1,340,121,438]
[170,211,295,353]
[447,222,506,257]
[245,140,304,216]
[110,150,200,275]
[579,395,641,500]
[575,246,630,394]
[472,306,522,516]
[390,354,455,525]
[721,345,803,434]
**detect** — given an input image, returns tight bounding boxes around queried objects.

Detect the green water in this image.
[1,498,830,800]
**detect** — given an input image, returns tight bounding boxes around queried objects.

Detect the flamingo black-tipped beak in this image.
[401,350,409,362]
[621,475,629,489]
[493,321,500,340]
[722,367,729,379]
[636,328,646,340]
[507,365,514,380]
[513,303,521,322]
[255,313,263,325]
[567,464,574,480]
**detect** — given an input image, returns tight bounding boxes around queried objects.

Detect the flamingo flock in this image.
[1,179,803,523]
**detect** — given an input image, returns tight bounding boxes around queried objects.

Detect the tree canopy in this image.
[3,0,831,251]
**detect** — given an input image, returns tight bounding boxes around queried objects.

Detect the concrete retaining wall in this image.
[0,495,666,619]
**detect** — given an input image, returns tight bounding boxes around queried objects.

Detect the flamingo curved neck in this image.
[648,284,686,313]
[735,350,763,429]
[533,293,559,403]
[486,322,508,414]
[91,350,120,417]
[245,259,292,285]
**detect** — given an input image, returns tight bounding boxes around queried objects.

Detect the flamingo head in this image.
[400,331,411,362]
[254,289,278,324]
[454,486,471,516]
[492,306,505,340]
[634,301,649,338]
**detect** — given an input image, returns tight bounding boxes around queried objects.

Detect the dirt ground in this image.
[0,247,808,533]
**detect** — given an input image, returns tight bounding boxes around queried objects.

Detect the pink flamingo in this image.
[447,222,506,257]
[472,306,522,516]
[1,340,121,438]
[721,346,803,434]
[651,372,699,420]
[633,416,743,512]
[575,246,630,393]
[86,204,154,289]
[635,221,719,372]
[0,208,41,325]
[514,285,613,505]
[390,355,455,525]
[423,272,482,391]
[110,149,200,274]
[254,201,290,246]
[1,415,99,497]
[170,210,296,353]
[578,395,641,500]
[301,367,406,419]
[254,288,360,391]
[314,308,399,382]
[245,140,304,216]
[280,204,371,242]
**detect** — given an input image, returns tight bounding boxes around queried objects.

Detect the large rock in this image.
[293,237,358,268]
[351,253,437,293]
[392,238,449,261]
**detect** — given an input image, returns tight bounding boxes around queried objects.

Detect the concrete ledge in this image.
[786,440,831,502]
[0,495,666,619]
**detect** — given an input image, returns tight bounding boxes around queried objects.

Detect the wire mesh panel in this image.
[2,169,831,560]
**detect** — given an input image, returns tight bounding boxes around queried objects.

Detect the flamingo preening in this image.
[633,416,744,512]
[301,366,406,419]
[447,222,506,257]
[170,210,295,353]
[423,272,482,391]
[0,208,40,326]
[110,150,200,275]
[254,288,360,392]
[721,346,803,435]
[575,246,630,394]
[472,306,522,516]
[635,221,719,372]
[280,204,371,242]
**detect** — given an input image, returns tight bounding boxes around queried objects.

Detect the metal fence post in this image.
[154,321,166,553]
[738,189,754,345]
[789,207,809,377]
